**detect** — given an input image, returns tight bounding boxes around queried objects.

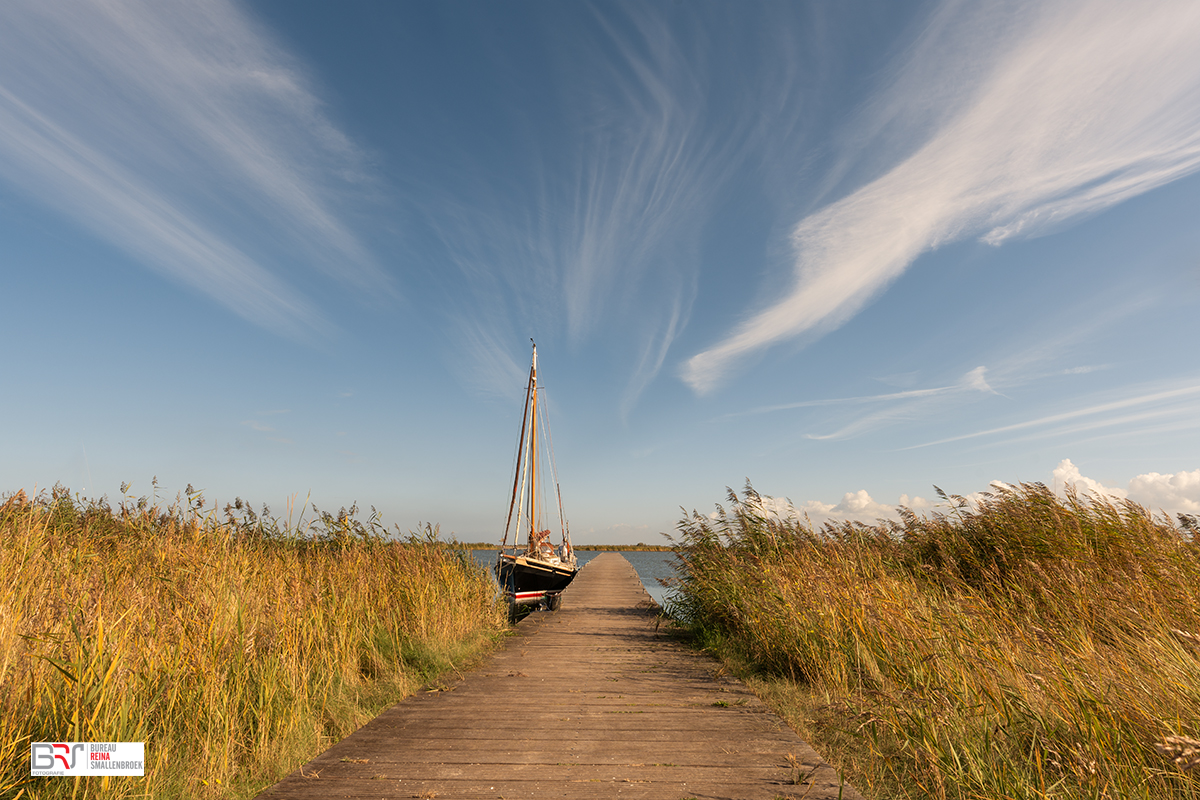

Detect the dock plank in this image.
[256,553,865,799]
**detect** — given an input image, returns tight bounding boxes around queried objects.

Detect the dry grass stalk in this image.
[1,485,505,799]
[1157,736,1200,771]
[669,481,1200,799]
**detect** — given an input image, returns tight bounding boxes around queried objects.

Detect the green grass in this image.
[1,485,507,799]
[668,481,1200,800]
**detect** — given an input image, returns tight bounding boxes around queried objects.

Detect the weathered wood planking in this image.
[256,552,866,799]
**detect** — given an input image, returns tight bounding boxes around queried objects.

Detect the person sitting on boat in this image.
[530,528,555,561]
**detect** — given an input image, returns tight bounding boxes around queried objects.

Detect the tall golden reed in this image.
[1,486,505,799]
[670,482,1200,800]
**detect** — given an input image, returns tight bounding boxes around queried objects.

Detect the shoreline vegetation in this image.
[668,482,1200,799]
[0,485,506,799]
[13,476,1200,799]
[459,542,671,551]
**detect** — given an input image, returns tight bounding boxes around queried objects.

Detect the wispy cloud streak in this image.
[803,367,1001,442]
[0,0,384,336]
[620,282,693,421]
[440,5,731,402]
[684,0,1200,392]
[729,366,993,420]
[908,383,1200,450]
[554,9,721,346]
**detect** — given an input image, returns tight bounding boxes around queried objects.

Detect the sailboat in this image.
[496,341,577,613]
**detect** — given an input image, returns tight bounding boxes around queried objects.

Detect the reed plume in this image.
[670,481,1200,799]
[1,485,504,799]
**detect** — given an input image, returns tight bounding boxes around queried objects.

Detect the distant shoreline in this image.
[458,542,672,552]
[574,544,672,551]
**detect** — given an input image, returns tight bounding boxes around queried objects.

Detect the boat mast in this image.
[502,346,536,549]
[528,344,538,547]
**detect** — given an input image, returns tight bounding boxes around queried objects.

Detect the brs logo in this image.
[32,743,85,771]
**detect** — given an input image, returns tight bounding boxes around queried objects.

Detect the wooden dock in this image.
[256,552,865,799]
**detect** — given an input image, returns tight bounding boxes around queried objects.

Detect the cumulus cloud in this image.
[752,463,1199,533]
[751,494,809,519]
[1053,458,1200,514]
[751,488,913,527]
[898,494,935,510]
[1129,469,1200,514]
[1052,458,1127,500]
[832,490,896,518]
[683,0,1200,392]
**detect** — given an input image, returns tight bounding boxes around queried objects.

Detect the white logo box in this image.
[30,742,145,776]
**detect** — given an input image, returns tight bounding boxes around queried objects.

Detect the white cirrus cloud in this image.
[909,382,1200,450]
[728,366,994,421]
[802,366,1000,441]
[683,0,1200,392]
[0,0,386,338]
[437,5,733,404]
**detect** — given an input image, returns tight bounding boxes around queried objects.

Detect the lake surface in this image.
[469,549,678,608]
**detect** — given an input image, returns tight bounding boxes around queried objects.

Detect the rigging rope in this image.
[540,385,571,551]
[501,356,536,550]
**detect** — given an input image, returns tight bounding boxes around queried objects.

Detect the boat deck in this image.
[255,552,866,799]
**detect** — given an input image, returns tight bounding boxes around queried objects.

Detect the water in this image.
[469,549,678,608]
[619,550,679,608]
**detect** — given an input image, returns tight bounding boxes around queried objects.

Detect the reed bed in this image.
[1,485,506,799]
[669,482,1200,800]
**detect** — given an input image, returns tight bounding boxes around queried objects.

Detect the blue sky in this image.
[3,0,1199,543]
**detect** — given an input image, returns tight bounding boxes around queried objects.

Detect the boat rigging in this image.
[496,341,577,614]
